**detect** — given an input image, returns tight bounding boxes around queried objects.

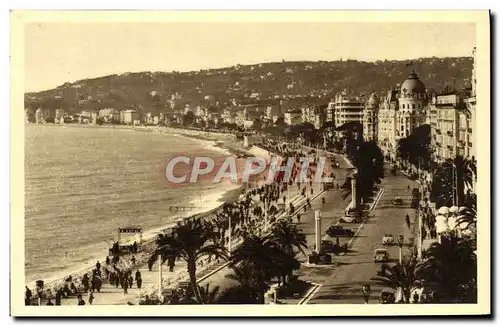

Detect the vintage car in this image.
[326,225,355,237]
[379,288,396,304]
[321,240,348,255]
[382,234,395,245]
[374,248,390,262]
[393,197,403,205]
[339,215,363,223]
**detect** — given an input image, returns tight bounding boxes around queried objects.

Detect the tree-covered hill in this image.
[25,56,473,115]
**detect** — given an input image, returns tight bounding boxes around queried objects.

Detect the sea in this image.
[24,124,241,285]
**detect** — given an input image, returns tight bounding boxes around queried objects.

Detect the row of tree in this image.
[147,214,307,304]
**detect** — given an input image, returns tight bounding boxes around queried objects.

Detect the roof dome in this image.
[400,70,426,95]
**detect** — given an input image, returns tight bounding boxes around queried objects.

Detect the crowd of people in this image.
[25,256,145,306]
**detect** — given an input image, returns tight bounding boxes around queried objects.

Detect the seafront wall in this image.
[27,137,278,302]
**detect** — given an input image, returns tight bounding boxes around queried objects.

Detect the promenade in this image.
[56,154,324,305]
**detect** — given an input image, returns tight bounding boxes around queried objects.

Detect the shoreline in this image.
[25,124,255,297]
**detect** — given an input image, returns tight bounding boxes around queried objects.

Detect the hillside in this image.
[25,57,473,114]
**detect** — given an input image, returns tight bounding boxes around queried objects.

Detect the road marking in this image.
[343,188,384,251]
[298,282,323,305]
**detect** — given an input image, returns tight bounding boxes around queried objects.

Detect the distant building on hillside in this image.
[123,110,139,124]
[284,110,302,125]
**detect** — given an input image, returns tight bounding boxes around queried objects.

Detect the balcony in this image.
[446,131,453,136]
[467,128,473,133]
[468,142,473,147]
[447,145,454,150]
[436,142,441,147]
[436,129,442,135]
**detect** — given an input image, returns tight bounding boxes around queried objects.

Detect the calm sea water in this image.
[24,125,238,284]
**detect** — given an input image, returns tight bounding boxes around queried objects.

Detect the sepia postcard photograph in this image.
[9,10,491,317]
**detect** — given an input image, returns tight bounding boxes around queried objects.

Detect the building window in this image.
[401,126,404,131]
[402,104,405,109]
[412,104,416,110]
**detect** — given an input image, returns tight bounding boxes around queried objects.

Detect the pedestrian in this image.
[123,278,129,294]
[322,197,325,206]
[405,215,411,229]
[297,214,301,223]
[128,273,133,289]
[135,270,142,289]
[96,261,101,271]
[147,257,153,272]
[105,256,110,265]
[88,291,94,305]
[131,256,136,266]
[310,187,314,195]
[336,237,340,246]
[77,294,85,306]
[82,273,89,292]
[55,289,62,306]
[413,292,420,303]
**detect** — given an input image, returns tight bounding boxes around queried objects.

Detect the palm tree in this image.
[150,218,229,303]
[197,283,221,304]
[430,155,476,207]
[229,235,274,303]
[268,219,308,257]
[229,233,300,303]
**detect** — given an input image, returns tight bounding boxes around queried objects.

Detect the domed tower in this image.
[363,93,380,142]
[397,69,428,138]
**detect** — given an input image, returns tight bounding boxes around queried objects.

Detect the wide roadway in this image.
[200,156,419,305]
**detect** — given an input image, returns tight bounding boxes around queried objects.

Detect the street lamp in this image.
[397,235,404,264]
[362,284,371,304]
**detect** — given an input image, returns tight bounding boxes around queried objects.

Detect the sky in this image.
[24,22,476,92]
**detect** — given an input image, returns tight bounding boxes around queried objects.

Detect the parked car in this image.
[374,248,390,262]
[321,240,348,255]
[326,225,355,237]
[393,197,403,205]
[339,215,363,223]
[382,234,395,245]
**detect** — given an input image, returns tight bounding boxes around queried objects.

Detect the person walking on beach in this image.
[405,214,411,229]
[82,273,89,292]
[55,289,62,306]
[128,273,133,289]
[135,270,142,289]
[25,286,32,306]
[123,277,129,294]
[77,294,85,306]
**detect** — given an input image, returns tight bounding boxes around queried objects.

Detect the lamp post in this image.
[362,284,371,304]
[263,196,268,233]
[397,235,404,264]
